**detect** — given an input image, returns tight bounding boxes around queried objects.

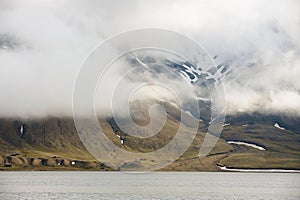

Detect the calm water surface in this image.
[0,172,299,199]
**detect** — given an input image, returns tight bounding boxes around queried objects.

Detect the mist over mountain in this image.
[0,1,300,173]
[0,0,300,118]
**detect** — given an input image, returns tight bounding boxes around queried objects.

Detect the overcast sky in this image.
[0,0,299,118]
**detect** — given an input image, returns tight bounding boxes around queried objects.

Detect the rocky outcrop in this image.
[0,155,4,166]
[30,158,41,166]
[43,158,57,167]
[0,155,108,170]
[8,156,24,165]
[58,159,70,166]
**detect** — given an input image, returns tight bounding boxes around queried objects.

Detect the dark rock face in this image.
[4,163,12,167]
[0,118,85,151]
[0,34,21,50]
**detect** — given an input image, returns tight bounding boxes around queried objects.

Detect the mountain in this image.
[0,55,299,171]
[0,101,299,171]
[0,100,230,171]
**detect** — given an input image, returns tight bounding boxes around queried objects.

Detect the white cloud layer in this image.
[0,0,299,117]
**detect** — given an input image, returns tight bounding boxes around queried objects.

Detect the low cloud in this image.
[0,0,299,118]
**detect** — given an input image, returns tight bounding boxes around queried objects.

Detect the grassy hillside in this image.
[0,109,299,171]
[218,120,300,169]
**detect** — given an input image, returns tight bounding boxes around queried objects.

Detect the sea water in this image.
[0,171,299,200]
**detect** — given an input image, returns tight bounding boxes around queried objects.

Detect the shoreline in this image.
[217,165,300,173]
[2,168,300,173]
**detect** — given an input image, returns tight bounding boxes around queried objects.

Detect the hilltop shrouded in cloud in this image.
[0,0,299,118]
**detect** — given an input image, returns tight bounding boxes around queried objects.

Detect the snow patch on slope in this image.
[218,165,300,173]
[227,141,266,151]
[274,123,285,130]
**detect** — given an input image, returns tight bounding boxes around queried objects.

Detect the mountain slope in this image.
[0,108,299,171]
